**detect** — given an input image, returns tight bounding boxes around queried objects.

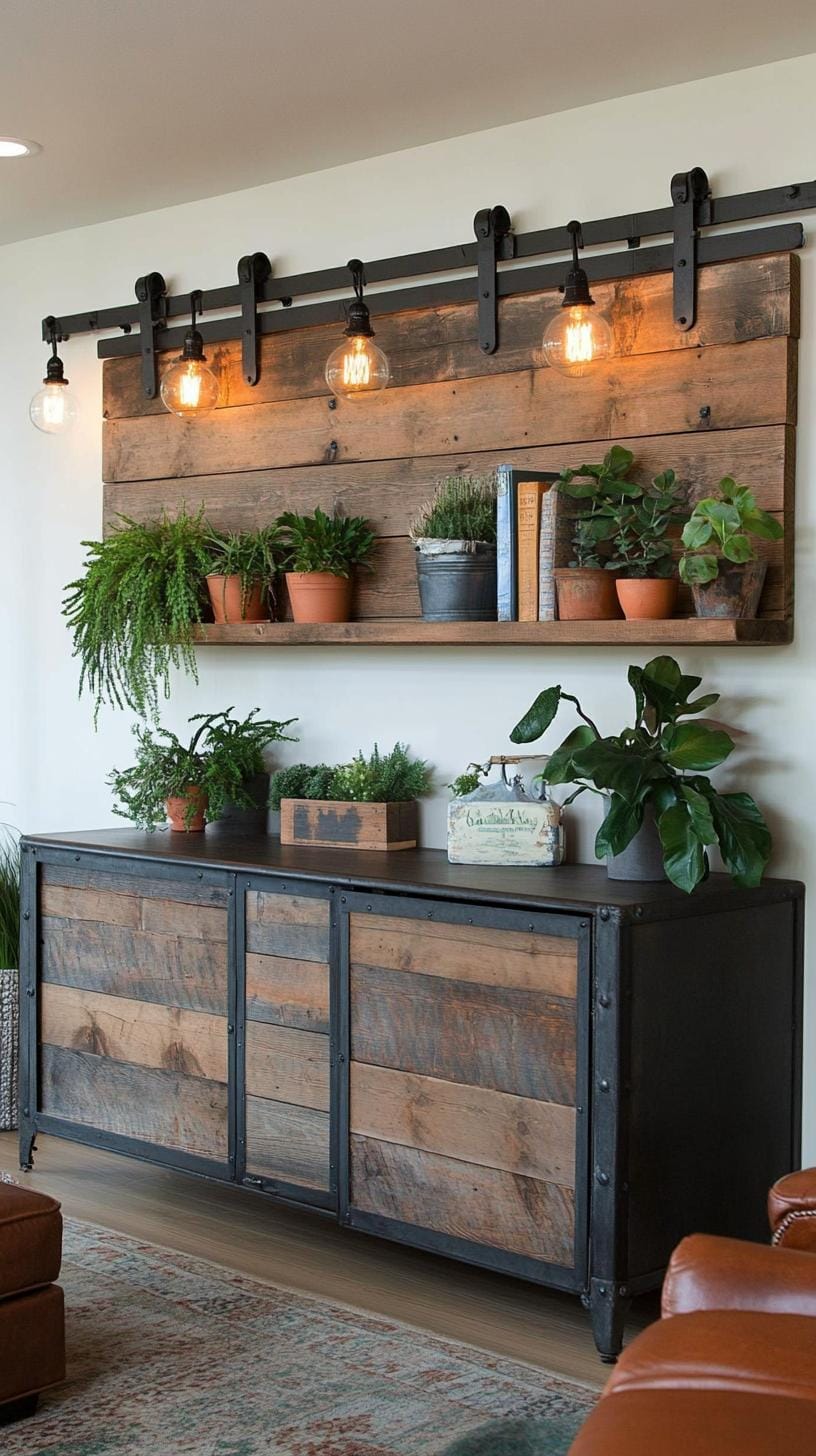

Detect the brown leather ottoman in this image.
[0,1183,65,1421]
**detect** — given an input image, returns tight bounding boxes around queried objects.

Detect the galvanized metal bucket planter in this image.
[415,541,497,622]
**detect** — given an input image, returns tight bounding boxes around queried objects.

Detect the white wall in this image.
[3,52,815,1154]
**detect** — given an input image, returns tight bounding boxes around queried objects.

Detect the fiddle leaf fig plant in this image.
[679,477,783,585]
[510,655,771,893]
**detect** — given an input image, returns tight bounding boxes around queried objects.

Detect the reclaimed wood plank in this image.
[40,983,227,1082]
[140,898,227,943]
[41,917,228,1014]
[102,336,795,482]
[245,891,330,962]
[350,1134,574,1266]
[245,1022,330,1111]
[194,616,793,646]
[350,964,577,1106]
[102,254,798,419]
[245,953,329,1032]
[245,1096,330,1190]
[350,1062,577,1187]
[350,914,578,999]
[40,883,227,942]
[40,1043,228,1158]
[40,863,229,907]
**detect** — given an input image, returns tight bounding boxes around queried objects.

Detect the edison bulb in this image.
[542,306,613,378]
[325,334,390,397]
[29,381,77,434]
[160,357,220,417]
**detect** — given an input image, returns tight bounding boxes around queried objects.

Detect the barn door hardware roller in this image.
[474,205,513,354]
[237,252,272,385]
[134,271,167,398]
[671,167,710,331]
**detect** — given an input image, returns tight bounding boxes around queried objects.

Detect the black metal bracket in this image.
[134,271,167,398]
[474,205,513,354]
[671,167,711,331]
[237,252,272,385]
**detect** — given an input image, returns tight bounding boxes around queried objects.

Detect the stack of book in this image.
[496,465,568,621]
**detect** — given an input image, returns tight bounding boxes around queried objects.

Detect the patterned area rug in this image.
[5,1218,595,1456]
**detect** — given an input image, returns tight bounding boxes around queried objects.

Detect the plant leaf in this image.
[657,803,707,894]
[680,784,718,845]
[682,517,714,549]
[510,686,561,744]
[628,665,645,726]
[707,791,772,887]
[721,533,753,564]
[595,794,644,859]
[662,722,734,770]
[741,509,784,541]
[679,553,718,584]
[541,725,597,784]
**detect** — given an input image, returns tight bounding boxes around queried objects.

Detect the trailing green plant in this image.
[557,446,641,568]
[189,707,297,784]
[205,526,282,611]
[679,477,784,585]
[269,743,431,806]
[601,470,689,578]
[0,831,20,969]
[510,655,771,894]
[63,508,212,721]
[277,508,375,577]
[410,473,498,547]
[448,763,489,797]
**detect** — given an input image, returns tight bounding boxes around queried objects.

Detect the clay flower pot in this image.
[165,786,208,833]
[691,560,767,619]
[554,567,621,621]
[616,578,678,621]
[286,571,353,624]
[206,575,269,624]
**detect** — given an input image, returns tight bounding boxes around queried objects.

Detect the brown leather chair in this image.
[569,1168,816,1453]
[0,1182,65,1421]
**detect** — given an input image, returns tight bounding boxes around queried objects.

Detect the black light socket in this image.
[344,259,375,337]
[561,221,596,309]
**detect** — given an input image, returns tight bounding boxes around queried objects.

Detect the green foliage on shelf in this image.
[602,470,690,579]
[205,525,282,602]
[0,831,20,970]
[510,655,771,894]
[410,472,498,546]
[557,446,641,569]
[278,508,375,577]
[679,477,784,585]
[269,743,431,808]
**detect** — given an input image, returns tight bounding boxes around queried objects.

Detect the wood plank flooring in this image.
[0,1131,654,1389]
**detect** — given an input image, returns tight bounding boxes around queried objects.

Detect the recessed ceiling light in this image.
[0,138,42,158]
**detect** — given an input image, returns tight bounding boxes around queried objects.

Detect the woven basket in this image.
[0,969,18,1131]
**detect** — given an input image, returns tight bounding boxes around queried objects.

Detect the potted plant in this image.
[0,830,19,1132]
[192,706,297,831]
[409,472,497,620]
[205,527,281,624]
[679,477,783,618]
[63,507,212,721]
[277,508,375,623]
[603,469,689,620]
[510,654,772,892]
[270,742,431,851]
[554,447,636,620]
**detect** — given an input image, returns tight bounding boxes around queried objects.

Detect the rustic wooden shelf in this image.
[194,618,792,647]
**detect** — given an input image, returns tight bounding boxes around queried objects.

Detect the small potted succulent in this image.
[410,472,498,621]
[510,654,772,892]
[277,507,375,623]
[269,742,432,851]
[205,526,281,624]
[602,469,689,620]
[554,447,636,620]
[679,477,783,618]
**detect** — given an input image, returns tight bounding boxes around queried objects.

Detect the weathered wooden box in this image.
[280,799,418,851]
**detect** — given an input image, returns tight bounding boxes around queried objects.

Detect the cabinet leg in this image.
[0,1394,39,1424]
[18,1125,37,1171]
[588,1278,630,1362]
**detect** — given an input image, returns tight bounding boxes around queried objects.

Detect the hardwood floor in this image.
[0,1130,654,1389]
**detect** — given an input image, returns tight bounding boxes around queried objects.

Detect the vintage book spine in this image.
[517,482,545,623]
[538,485,558,621]
[495,465,517,621]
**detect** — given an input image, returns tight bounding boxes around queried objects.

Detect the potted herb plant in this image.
[192,706,297,830]
[0,830,19,1132]
[603,469,689,620]
[679,477,783,618]
[554,447,636,620]
[63,507,212,721]
[270,742,431,851]
[205,526,281,624]
[510,654,772,892]
[277,507,374,623]
[409,472,497,621]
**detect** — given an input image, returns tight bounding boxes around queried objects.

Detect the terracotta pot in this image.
[286,571,353,624]
[691,560,768,619]
[616,577,678,621]
[165,786,208,833]
[554,567,621,621]
[206,575,269,624]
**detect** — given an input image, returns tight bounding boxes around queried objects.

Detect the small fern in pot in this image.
[205,526,282,624]
[277,508,374,623]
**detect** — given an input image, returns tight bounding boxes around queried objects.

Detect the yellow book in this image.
[517,481,548,622]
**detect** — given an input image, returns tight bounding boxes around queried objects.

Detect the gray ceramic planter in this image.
[606,806,667,882]
[214,771,270,833]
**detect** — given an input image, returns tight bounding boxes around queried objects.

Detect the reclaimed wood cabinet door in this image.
[339,893,590,1288]
[36,859,232,1174]
[240,880,334,1205]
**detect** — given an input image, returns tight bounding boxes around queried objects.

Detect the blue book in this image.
[495,466,561,621]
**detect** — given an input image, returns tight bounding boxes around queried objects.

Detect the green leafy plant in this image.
[602,470,689,578]
[269,743,431,807]
[206,526,282,611]
[448,765,488,797]
[189,707,297,784]
[63,508,212,721]
[0,832,20,969]
[277,508,374,577]
[679,477,784,585]
[410,473,498,547]
[557,446,641,568]
[510,655,771,893]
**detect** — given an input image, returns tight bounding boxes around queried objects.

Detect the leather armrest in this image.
[662,1233,816,1318]
[769,1168,816,1250]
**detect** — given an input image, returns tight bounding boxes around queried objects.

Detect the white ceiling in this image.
[2,0,816,246]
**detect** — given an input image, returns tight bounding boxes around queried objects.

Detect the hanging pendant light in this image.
[325,259,390,398]
[160,290,220,417]
[542,221,613,377]
[29,317,77,434]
